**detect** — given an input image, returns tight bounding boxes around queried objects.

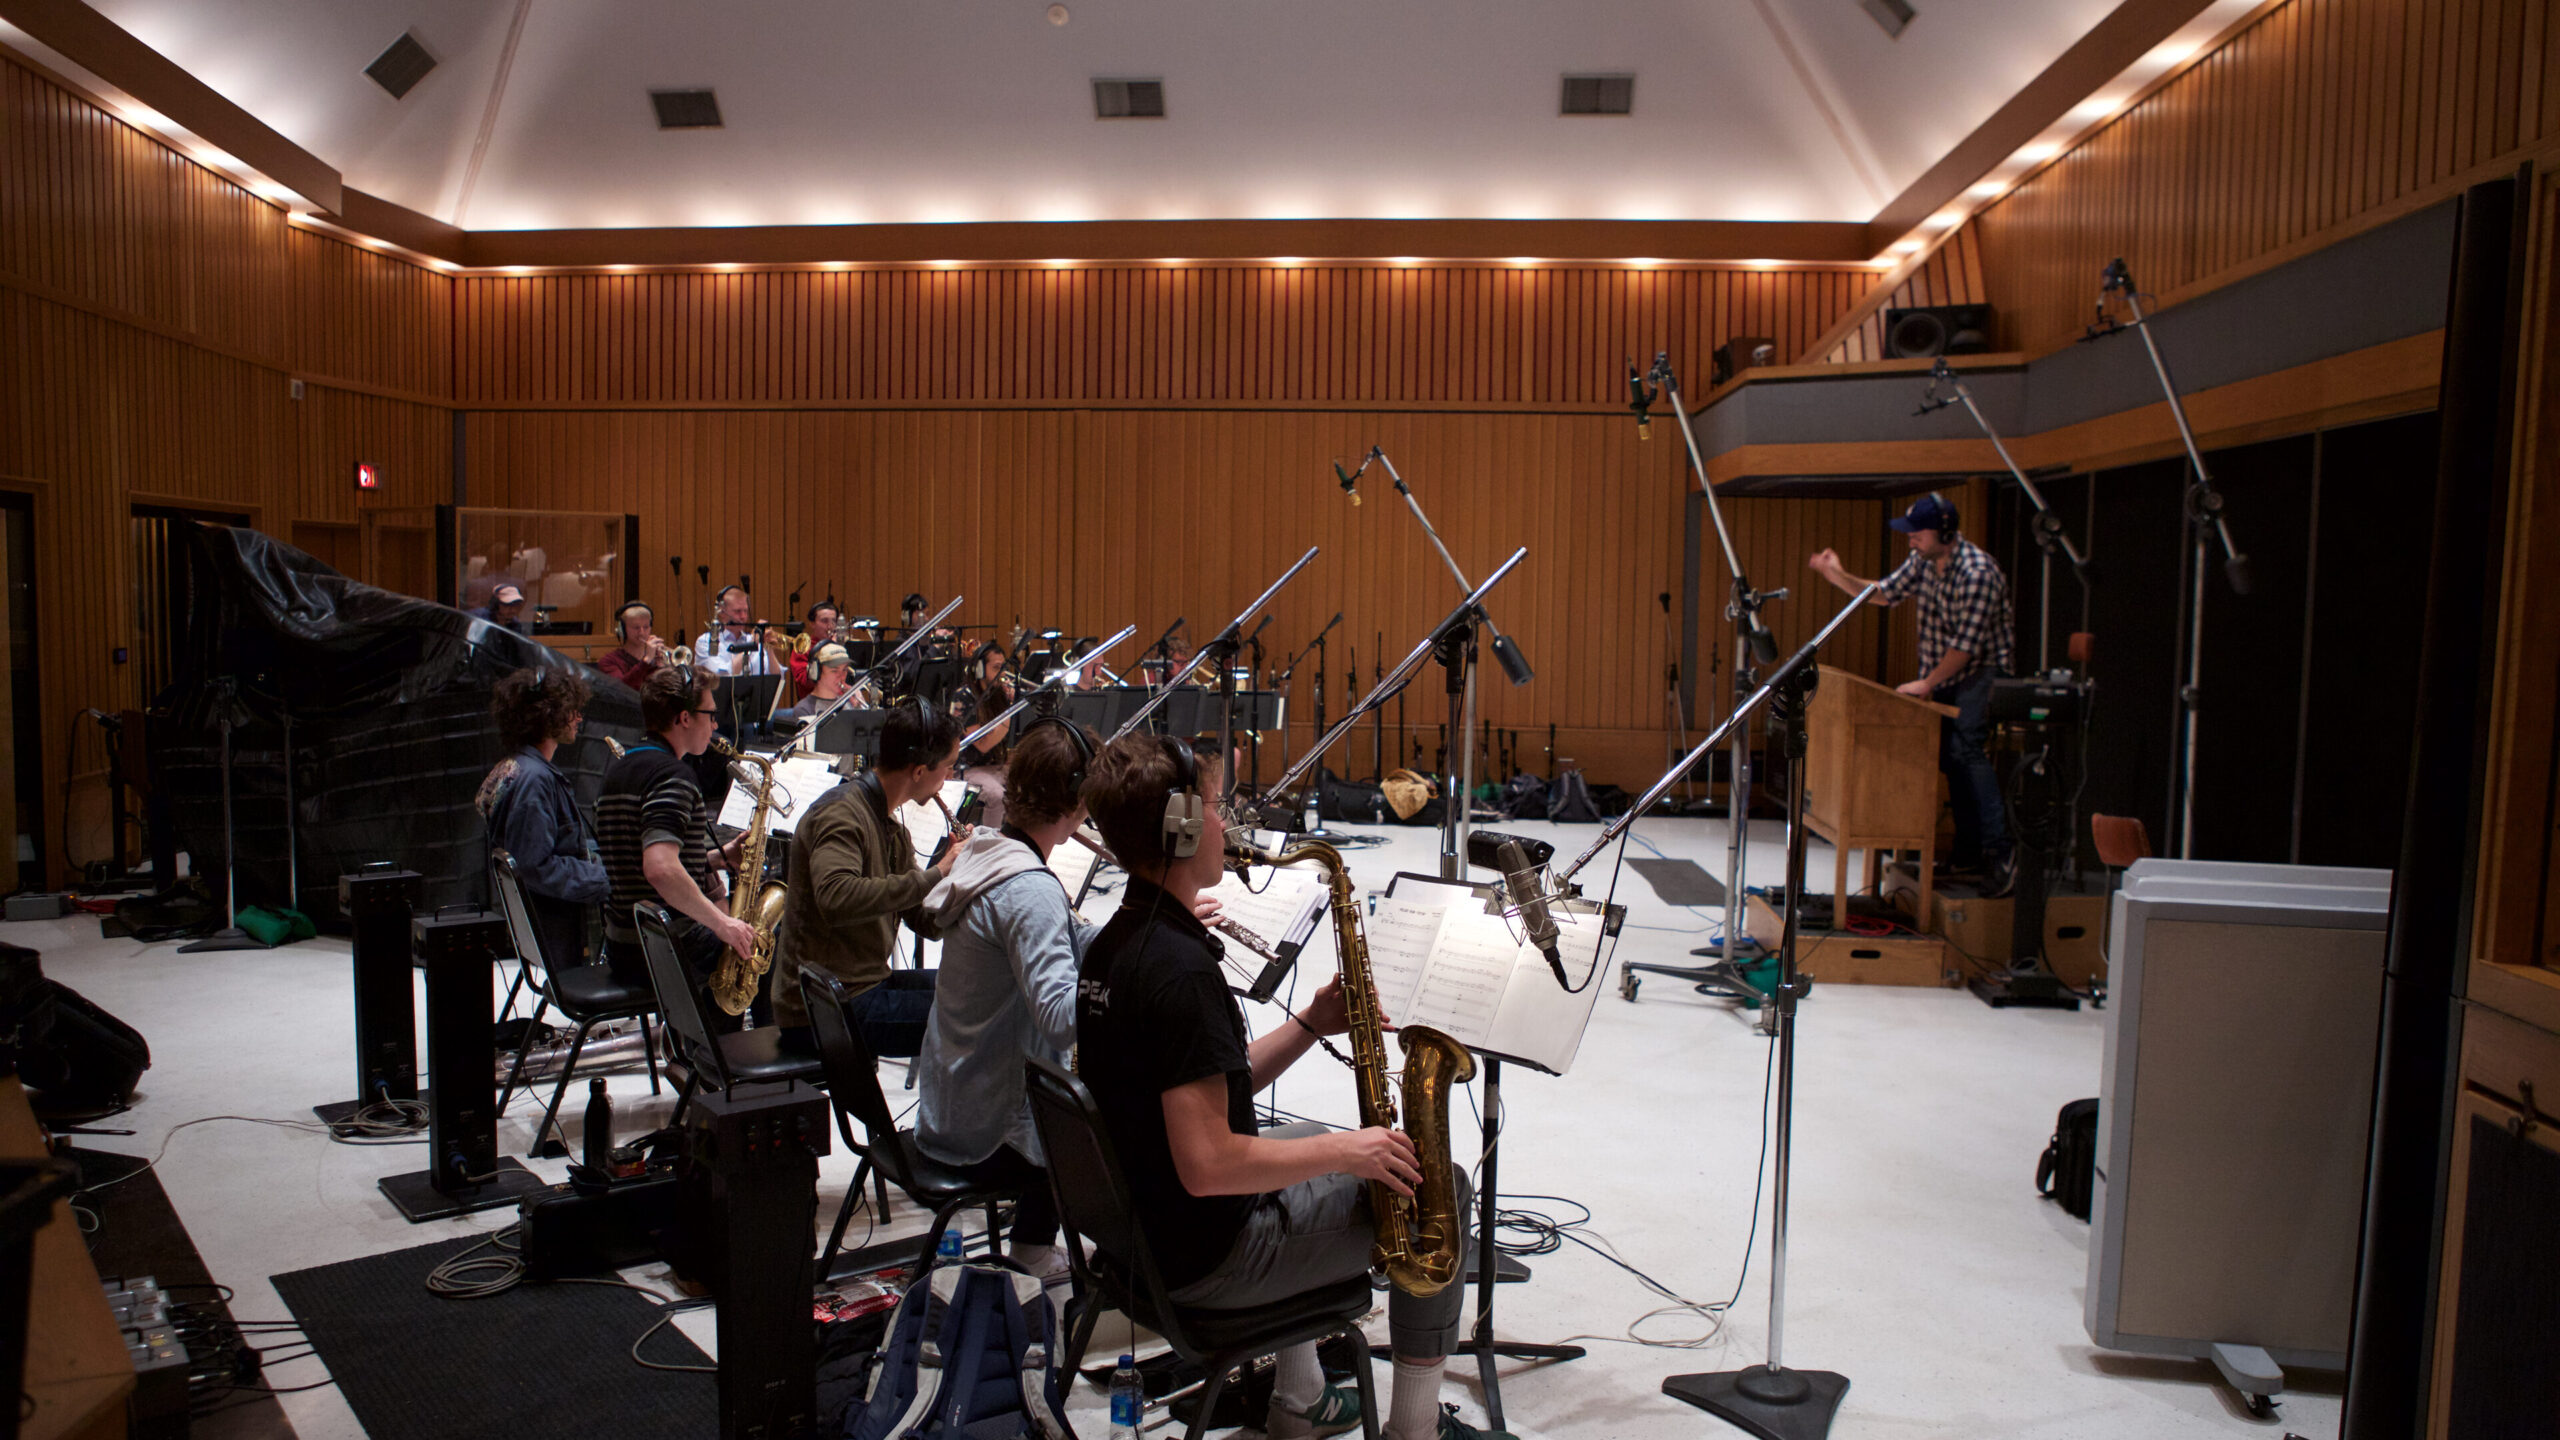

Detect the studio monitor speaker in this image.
[1883,304,1993,359]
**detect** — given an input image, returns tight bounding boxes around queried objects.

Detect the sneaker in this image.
[1269,1383,1367,1439]
[1009,1243,1071,1286]
[1981,855,2017,899]
[1411,1402,1517,1440]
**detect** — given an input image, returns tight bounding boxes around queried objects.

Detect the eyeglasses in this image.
[690,706,720,718]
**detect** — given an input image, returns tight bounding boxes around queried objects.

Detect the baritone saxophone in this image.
[1233,837,1475,1296]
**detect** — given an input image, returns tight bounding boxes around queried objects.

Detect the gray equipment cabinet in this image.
[2087,859,2394,1415]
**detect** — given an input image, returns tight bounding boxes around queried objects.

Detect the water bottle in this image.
[936,1227,964,1262]
[1108,1354,1141,1439]
[582,1077,613,1173]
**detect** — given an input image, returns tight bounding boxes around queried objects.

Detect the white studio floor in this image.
[18,814,2343,1440]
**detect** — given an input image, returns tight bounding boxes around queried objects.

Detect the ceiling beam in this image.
[454,217,1877,270]
[1863,0,2219,253]
[0,0,339,212]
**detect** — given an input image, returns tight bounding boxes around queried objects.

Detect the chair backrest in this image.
[2091,813,2152,871]
[1023,1057,1166,1303]
[488,849,547,981]
[635,904,733,1093]
[800,969,906,1178]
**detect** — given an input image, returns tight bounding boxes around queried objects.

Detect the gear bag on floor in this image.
[842,1259,1073,1440]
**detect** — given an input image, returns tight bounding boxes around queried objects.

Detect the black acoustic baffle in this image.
[2185,433,2315,864]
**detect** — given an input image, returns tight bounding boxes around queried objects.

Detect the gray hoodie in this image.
[915,827,1097,1167]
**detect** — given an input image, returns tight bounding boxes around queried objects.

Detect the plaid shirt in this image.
[1877,536,2013,686]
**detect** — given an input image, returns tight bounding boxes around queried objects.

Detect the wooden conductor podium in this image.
[1804,664,1954,923]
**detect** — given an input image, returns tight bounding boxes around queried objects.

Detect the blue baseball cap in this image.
[1889,494,1959,535]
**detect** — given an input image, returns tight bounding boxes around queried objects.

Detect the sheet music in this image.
[1365,877,1611,1075]
[1362,893,1453,1029]
[714,753,848,835]
[1207,868,1328,966]
[1047,838,1100,899]
[1403,908,1517,1037]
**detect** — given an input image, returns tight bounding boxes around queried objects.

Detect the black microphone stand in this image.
[1274,613,1341,832]
[2084,259,2247,858]
[1556,584,1880,1440]
[1346,446,1535,875]
[1624,354,1785,1005]
[1913,360,2092,1011]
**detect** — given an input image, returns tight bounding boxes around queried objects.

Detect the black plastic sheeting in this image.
[154,525,641,925]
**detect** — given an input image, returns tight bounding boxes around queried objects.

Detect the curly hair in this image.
[492,667,591,750]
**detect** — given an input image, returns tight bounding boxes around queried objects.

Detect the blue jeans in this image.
[780,969,938,1059]
[1936,671,2011,869]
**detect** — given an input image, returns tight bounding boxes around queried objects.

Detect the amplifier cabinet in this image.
[2087,860,2393,1377]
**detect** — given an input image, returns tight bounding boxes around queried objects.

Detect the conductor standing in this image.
[1808,493,2017,896]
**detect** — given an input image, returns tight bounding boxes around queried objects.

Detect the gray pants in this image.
[1167,1124,1471,1361]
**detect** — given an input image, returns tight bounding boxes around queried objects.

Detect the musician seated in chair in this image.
[476,667,608,972]
[769,702,964,1059]
[595,665,759,1029]
[1076,735,1506,1440]
[913,719,1101,1284]
[772,643,857,726]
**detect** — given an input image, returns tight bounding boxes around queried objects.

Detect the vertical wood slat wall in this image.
[0,53,452,882]
[1971,0,2560,356]
[452,264,1883,408]
[467,407,1900,784]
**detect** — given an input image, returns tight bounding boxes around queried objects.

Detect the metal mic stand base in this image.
[1663,1366,1850,1440]
[379,1157,545,1224]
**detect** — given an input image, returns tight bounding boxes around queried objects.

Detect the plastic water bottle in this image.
[937,1227,964,1263]
[1108,1354,1141,1439]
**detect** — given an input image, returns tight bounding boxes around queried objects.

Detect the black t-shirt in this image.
[1075,877,1258,1289]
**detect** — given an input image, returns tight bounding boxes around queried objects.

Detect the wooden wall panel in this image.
[1974,0,2560,356]
[451,263,1885,409]
[468,407,1903,787]
[0,54,453,885]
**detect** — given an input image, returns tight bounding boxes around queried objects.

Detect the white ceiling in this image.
[85,0,2123,231]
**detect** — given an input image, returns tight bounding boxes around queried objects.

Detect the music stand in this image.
[907,656,961,707]
[813,709,887,765]
[714,674,781,738]
[180,678,268,953]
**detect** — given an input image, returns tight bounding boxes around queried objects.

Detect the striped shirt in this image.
[595,744,718,941]
[1878,536,2014,685]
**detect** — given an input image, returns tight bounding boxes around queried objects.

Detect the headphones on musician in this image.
[1021,713,1096,793]
[613,601,651,642]
[711,584,745,621]
[1160,736,1205,860]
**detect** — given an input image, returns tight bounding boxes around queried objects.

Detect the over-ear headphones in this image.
[711,584,744,621]
[613,600,651,641]
[1160,737,1204,860]
[1022,715,1096,793]
[1928,491,1959,539]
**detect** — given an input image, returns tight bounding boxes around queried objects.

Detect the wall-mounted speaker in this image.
[1883,304,1994,358]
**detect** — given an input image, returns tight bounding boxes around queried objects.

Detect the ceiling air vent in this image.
[1093,79,1165,119]
[364,32,437,100]
[1860,0,1916,38]
[1560,74,1634,116]
[651,89,724,130]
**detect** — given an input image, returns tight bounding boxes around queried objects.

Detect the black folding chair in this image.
[1024,1057,1380,1440]
[491,850,660,1158]
[633,904,821,1127]
[800,970,1015,1280]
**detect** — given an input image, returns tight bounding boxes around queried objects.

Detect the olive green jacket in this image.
[768,773,937,1029]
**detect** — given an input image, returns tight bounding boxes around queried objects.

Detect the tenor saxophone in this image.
[1235,837,1476,1297]
[707,738,792,1015]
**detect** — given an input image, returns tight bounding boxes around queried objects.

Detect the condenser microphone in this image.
[2084,258,2132,341]
[1496,838,1568,987]
[2224,550,2253,596]
[1333,460,1362,506]
[1626,360,1657,438]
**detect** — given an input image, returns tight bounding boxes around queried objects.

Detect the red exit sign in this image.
[353,462,379,490]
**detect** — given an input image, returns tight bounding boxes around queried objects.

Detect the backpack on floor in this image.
[1546,770,1601,823]
[2036,1097,2100,1221]
[843,1259,1074,1440]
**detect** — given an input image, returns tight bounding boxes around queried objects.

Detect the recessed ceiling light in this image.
[1046,3,1069,23]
